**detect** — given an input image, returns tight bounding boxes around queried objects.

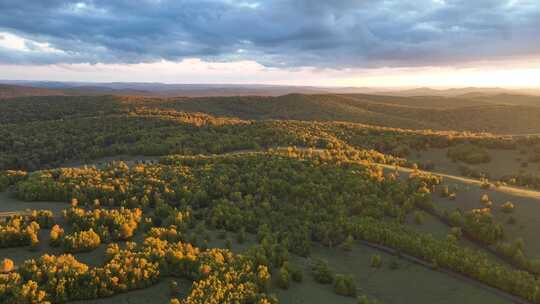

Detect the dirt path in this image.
[376,163,540,200]
[0,211,28,218]
[245,147,540,200]
[161,146,540,200]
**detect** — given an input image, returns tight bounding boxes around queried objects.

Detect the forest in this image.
[2,95,540,304]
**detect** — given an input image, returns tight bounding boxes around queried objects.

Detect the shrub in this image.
[370,255,382,268]
[311,258,334,284]
[449,227,463,240]
[291,267,303,283]
[256,265,271,292]
[447,144,491,164]
[341,235,354,251]
[49,224,65,247]
[357,295,382,304]
[1,258,14,273]
[169,280,180,296]
[277,266,290,289]
[501,201,515,213]
[414,211,425,225]
[334,274,356,297]
[480,194,492,207]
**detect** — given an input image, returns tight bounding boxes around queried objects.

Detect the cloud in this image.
[0,0,539,68]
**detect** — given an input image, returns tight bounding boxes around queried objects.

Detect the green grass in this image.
[69,278,184,304]
[431,181,540,258]
[279,243,510,304]
[410,147,540,180]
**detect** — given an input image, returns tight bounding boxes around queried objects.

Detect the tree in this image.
[291,267,303,283]
[169,280,180,296]
[1,258,14,273]
[334,274,356,297]
[49,224,64,247]
[236,228,246,244]
[501,201,515,213]
[311,258,334,284]
[414,211,425,225]
[277,266,290,289]
[370,255,382,268]
[256,265,271,291]
[480,194,492,207]
[341,235,354,251]
[357,295,381,304]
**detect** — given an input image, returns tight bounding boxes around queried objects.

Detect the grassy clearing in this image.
[411,148,540,180]
[69,278,185,304]
[0,191,66,214]
[204,228,511,303]
[279,243,510,304]
[432,181,540,258]
[404,211,450,239]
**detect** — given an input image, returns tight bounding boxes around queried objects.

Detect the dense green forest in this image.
[2,95,533,172]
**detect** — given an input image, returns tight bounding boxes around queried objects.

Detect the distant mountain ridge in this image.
[0,84,69,99]
[2,80,538,98]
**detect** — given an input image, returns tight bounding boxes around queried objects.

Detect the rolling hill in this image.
[2,90,540,134]
[160,93,540,134]
[0,84,69,99]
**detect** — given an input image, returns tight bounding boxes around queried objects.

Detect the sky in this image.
[0,0,540,87]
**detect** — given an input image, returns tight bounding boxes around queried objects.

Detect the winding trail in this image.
[227,147,540,200]
[375,163,540,200]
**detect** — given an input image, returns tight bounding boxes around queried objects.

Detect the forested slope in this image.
[161,93,540,134]
[3,93,540,134]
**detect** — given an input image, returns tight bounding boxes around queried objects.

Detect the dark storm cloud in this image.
[0,0,539,67]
